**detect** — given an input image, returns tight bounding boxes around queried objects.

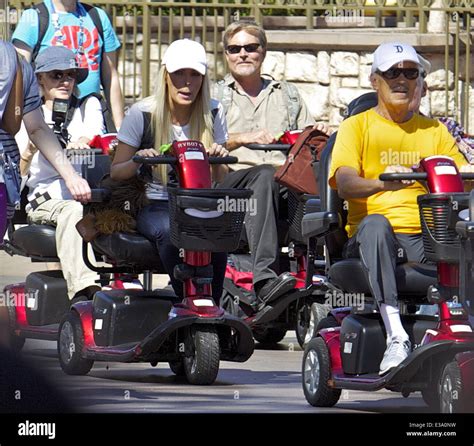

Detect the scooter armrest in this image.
[301,211,339,240]
[455,221,474,239]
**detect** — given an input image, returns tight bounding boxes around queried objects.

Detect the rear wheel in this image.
[253,327,287,345]
[302,337,341,407]
[316,314,339,331]
[58,311,93,376]
[296,301,332,347]
[183,326,220,385]
[439,361,470,413]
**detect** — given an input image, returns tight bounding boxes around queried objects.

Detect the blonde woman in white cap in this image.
[329,42,474,375]
[111,39,229,302]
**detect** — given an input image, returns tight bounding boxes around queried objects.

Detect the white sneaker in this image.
[379,336,411,375]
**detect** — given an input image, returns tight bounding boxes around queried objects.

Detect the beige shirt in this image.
[214,74,314,170]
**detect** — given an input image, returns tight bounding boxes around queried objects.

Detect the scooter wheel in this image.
[183,326,220,385]
[302,337,341,407]
[296,301,332,348]
[58,311,93,376]
[439,361,471,413]
[6,304,26,352]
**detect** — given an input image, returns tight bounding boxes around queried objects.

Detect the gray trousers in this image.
[218,165,280,285]
[343,214,425,307]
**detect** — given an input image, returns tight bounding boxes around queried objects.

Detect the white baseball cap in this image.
[162,39,207,75]
[371,42,425,74]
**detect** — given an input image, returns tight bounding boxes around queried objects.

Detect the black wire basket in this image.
[418,193,469,262]
[168,187,252,252]
[287,190,321,244]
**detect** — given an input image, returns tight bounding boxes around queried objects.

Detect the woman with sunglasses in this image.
[17,45,106,172]
[111,39,229,302]
[15,45,104,304]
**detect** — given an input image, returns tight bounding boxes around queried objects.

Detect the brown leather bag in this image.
[274,126,329,195]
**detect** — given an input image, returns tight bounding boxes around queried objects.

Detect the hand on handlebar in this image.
[134,148,160,163]
[66,140,91,150]
[382,165,415,190]
[312,122,333,136]
[244,129,276,145]
[460,164,474,173]
[207,143,229,158]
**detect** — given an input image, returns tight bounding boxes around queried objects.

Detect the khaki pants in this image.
[28,199,98,300]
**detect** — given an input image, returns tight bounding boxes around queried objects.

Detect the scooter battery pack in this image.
[340,314,387,375]
[340,314,439,375]
[92,290,174,347]
[25,270,69,326]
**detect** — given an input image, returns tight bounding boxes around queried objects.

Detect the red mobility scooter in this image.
[301,141,474,411]
[57,140,254,385]
[221,133,333,348]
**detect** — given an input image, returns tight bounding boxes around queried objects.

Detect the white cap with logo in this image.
[162,39,208,75]
[371,42,431,74]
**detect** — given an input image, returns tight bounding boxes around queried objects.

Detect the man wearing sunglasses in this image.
[213,20,317,306]
[329,42,474,375]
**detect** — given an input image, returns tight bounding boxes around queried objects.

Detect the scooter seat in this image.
[329,259,437,297]
[11,224,58,259]
[92,232,165,271]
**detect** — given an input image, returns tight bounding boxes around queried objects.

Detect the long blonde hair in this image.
[143,65,214,185]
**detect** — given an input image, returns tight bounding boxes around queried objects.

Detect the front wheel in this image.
[58,311,93,376]
[439,361,472,413]
[183,326,220,385]
[302,337,341,407]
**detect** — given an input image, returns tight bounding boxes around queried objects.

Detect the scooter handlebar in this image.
[244,143,291,152]
[132,155,239,165]
[379,172,474,181]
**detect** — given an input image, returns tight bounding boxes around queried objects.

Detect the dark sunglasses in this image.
[47,70,78,81]
[376,67,424,80]
[225,43,260,55]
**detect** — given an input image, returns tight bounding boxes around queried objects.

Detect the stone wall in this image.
[119,39,474,132]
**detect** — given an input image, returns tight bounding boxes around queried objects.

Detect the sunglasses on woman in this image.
[225,43,260,55]
[47,70,78,82]
[376,67,425,80]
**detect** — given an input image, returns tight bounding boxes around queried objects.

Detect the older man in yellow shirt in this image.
[329,42,472,375]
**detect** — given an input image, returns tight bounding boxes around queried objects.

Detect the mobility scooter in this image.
[301,135,474,412]
[56,140,255,385]
[220,133,333,348]
[1,131,117,353]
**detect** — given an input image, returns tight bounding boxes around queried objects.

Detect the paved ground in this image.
[1,251,432,413]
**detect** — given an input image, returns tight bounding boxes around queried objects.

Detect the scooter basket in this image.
[287,190,321,244]
[418,193,469,262]
[168,187,252,252]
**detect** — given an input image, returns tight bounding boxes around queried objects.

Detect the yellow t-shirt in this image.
[329,109,465,238]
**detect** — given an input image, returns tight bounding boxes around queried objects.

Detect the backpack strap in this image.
[82,3,105,52]
[214,79,233,115]
[75,92,116,133]
[140,111,153,149]
[280,81,301,131]
[32,2,49,63]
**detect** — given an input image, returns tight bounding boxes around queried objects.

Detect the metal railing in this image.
[2,0,473,130]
